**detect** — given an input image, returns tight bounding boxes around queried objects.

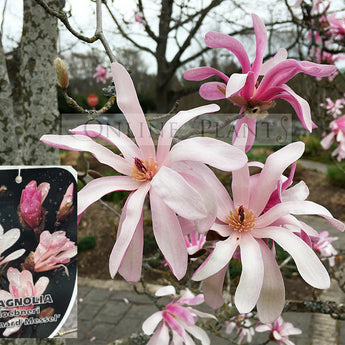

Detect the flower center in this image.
[226,205,256,232]
[131,157,158,182]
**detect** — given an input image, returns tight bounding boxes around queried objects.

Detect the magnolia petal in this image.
[157,104,220,164]
[193,236,238,281]
[169,137,247,171]
[41,134,132,175]
[256,241,285,323]
[109,184,150,278]
[146,323,170,345]
[234,234,264,313]
[34,276,50,297]
[111,62,155,158]
[70,124,141,160]
[150,189,188,280]
[202,265,227,309]
[1,249,25,264]
[260,48,288,75]
[118,213,143,282]
[254,226,330,289]
[142,311,164,335]
[210,222,232,237]
[156,285,176,297]
[183,66,229,82]
[151,166,207,220]
[185,325,210,345]
[226,73,248,98]
[251,14,267,79]
[78,176,141,216]
[249,142,305,216]
[233,117,256,152]
[321,132,335,149]
[3,318,23,337]
[205,32,251,73]
[199,82,227,100]
[0,228,21,254]
[282,181,309,202]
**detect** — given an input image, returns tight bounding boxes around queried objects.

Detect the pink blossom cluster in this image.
[40,12,345,344]
[321,96,345,118]
[93,64,111,84]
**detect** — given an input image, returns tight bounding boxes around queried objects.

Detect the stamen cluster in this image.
[226,205,256,232]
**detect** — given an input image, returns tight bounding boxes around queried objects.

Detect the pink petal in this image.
[142,311,164,335]
[193,236,239,281]
[205,32,251,73]
[226,73,249,98]
[282,181,309,202]
[256,59,337,98]
[321,132,335,149]
[260,48,288,75]
[169,137,248,171]
[254,226,330,289]
[251,14,267,78]
[0,228,21,253]
[199,82,227,100]
[150,190,188,280]
[183,66,229,82]
[233,117,257,152]
[78,176,142,216]
[157,104,220,164]
[118,213,143,282]
[41,134,132,176]
[111,62,155,158]
[256,241,285,323]
[242,71,256,100]
[146,323,169,345]
[235,234,264,313]
[37,182,50,203]
[249,142,305,216]
[151,166,207,220]
[3,318,23,337]
[70,124,141,160]
[34,276,50,296]
[109,184,150,278]
[1,249,25,264]
[202,266,228,309]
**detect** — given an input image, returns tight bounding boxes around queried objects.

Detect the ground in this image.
[73,150,345,299]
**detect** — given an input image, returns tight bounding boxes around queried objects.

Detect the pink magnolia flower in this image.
[184,231,206,256]
[184,14,337,151]
[32,230,77,275]
[142,285,215,345]
[313,230,338,267]
[0,268,49,336]
[321,114,345,161]
[56,183,74,225]
[192,125,344,323]
[321,97,345,118]
[293,0,329,15]
[19,180,50,230]
[256,316,302,345]
[225,313,255,343]
[41,62,247,282]
[0,225,25,266]
[93,64,111,84]
[134,12,146,26]
[327,13,345,40]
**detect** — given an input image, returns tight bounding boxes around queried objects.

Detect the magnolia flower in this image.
[225,313,255,343]
[313,231,338,267]
[0,225,25,266]
[26,231,77,275]
[192,125,344,323]
[41,62,247,282]
[134,11,146,26]
[256,316,302,345]
[327,13,345,40]
[56,183,74,225]
[184,14,337,151]
[19,180,50,230]
[321,97,345,118]
[321,114,345,161]
[142,285,215,345]
[0,268,49,336]
[93,64,111,84]
[184,231,206,256]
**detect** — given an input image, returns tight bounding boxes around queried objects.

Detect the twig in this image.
[55,328,78,337]
[98,199,121,218]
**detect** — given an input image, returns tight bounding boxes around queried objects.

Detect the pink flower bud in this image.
[56,183,74,225]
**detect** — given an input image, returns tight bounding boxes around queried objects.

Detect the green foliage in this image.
[78,235,97,251]
[102,190,129,204]
[300,134,323,157]
[326,165,345,188]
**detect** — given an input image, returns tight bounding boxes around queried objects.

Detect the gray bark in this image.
[0,41,21,164]
[7,0,62,165]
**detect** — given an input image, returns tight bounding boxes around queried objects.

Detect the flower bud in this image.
[54,57,69,89]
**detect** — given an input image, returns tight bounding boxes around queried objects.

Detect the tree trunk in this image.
[16,0,62,165]
[0,41,21,164]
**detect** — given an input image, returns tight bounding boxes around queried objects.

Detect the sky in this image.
[1,0,344,73]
